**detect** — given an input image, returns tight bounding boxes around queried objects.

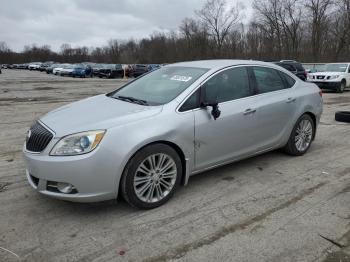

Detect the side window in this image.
[202,67,251,103]
[281,72,296,88]
[253,67,286,94]
[348,65,350,73]
[179,90,199,112]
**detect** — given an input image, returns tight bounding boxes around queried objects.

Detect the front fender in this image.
[102,110,195,197]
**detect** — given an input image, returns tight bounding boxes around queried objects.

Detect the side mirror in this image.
[200,84,221,120]
[201,101,221,120]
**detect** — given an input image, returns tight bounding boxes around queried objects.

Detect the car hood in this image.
[40,94,163,137]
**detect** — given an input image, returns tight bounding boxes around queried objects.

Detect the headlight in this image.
[329,75,339,80]
[50,130,106,156]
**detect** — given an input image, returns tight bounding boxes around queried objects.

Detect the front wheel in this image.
[283,114,315,156]
[120,144,182,209]
[336,81,346,93]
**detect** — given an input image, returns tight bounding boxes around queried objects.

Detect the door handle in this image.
[243,108,257,115]
[286,97,296,103]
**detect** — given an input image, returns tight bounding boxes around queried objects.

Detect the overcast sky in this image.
[0,0,252,52]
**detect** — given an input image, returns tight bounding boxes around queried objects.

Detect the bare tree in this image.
[330,0,350,60]
[195,0,244,56]
[280,0,303,58]
[304,0,333,61]
[253,0,284,58]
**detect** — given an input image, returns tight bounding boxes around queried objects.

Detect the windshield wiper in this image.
[115,95,149,106]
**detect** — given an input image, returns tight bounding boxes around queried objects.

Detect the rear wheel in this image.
[283,114,315,156]
[121,144,182,209]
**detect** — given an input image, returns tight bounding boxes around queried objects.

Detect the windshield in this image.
[110,66,209,105]
[325,64,348,72]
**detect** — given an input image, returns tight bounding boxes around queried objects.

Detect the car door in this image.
[248,66,298,149]
[191,66,263,171]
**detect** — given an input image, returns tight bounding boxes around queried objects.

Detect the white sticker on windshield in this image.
[170,75,192,82]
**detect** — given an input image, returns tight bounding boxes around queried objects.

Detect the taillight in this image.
[319,90,323,97]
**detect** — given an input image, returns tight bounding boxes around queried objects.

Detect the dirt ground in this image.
[0,69,349,262]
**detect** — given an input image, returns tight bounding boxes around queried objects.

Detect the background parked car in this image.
[307,63,350,93]
[147,64,161,71]
[17,63,28,69]
[59,64,75,76]
[274,60,307,81]
[46,63,61,74]
[92,64,105,77]
[72,64,93,78]
[130,64,148,78]
[98,64,124,78]
[53,64,70,75]
[28,62,42,71]
[39,61,54,72]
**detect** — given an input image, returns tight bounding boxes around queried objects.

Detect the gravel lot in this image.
[0,69,349,262]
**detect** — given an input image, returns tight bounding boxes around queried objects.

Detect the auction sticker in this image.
[170,75,192,82]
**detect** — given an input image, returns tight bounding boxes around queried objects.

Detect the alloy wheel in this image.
[295,119,313,152]
[133,153,177,203]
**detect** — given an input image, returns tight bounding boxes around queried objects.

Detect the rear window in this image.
[252,67,286,94]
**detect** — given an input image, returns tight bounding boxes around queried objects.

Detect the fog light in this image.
[57,182,74,194]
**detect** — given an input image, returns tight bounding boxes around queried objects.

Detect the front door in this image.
[194,66,259,171]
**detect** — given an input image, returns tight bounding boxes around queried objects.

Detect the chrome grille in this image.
[26,122,53,152]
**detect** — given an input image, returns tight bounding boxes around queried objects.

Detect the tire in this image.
[121,144,182,209]
[336,80,346,93]
[335,111,350,123]
[283,114,315,156]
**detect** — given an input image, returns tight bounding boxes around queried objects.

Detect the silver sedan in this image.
[23,60,323,209]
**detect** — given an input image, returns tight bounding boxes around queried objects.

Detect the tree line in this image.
[1,0,349,64]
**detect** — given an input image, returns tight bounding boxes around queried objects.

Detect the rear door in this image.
[248,66,298,149]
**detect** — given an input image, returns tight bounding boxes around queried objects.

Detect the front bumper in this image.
[309,81,341,90]
[23,144,120,202]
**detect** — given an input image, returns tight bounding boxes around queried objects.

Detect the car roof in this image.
[169,59,279,70]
